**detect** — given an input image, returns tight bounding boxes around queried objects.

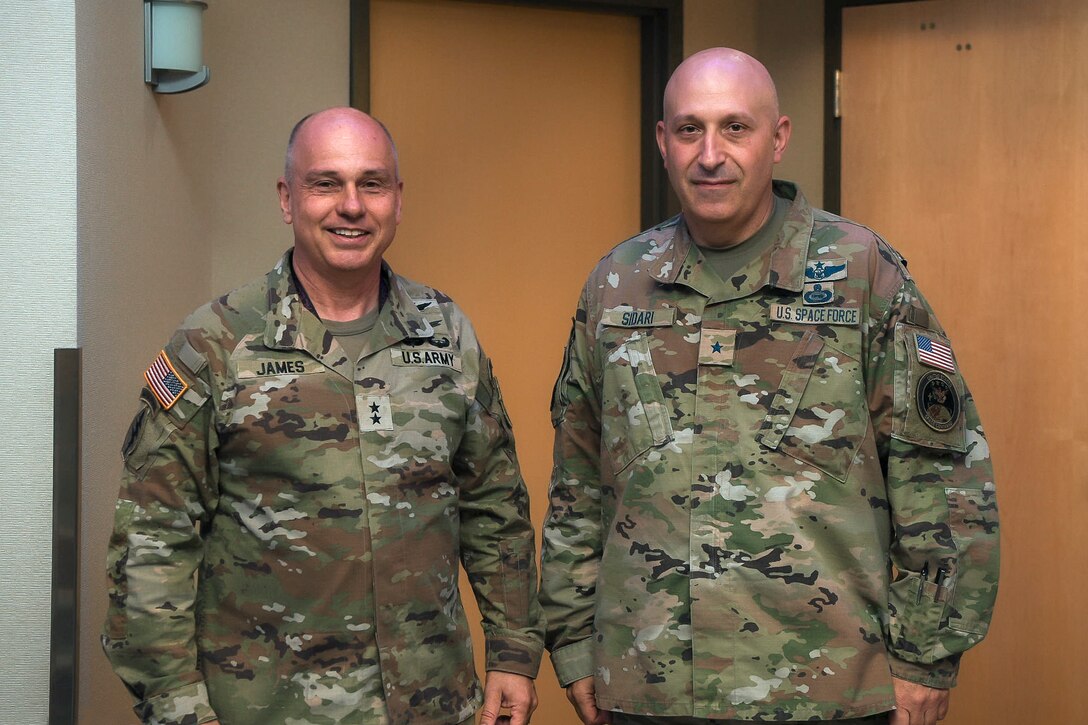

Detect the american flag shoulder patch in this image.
[915,333,956,373]
[145,350,190,410]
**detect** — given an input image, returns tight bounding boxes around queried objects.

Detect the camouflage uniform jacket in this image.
[541,182,998,720]
[104,251,543,725]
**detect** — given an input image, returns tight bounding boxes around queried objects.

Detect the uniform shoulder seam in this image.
[591,216,681,273]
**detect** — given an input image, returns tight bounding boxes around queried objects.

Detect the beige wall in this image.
[684,0,825,206]
[1,2,77,721]
[76,2,350,721]
[686,0,759,56]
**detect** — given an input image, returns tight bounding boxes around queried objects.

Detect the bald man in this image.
[541,49,998,725]
[103,108,543,725]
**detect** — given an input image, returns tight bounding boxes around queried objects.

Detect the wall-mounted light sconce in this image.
[144,0,210,94]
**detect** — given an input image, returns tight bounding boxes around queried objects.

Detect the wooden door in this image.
[370,1,642,721]
[842,1,1088,721]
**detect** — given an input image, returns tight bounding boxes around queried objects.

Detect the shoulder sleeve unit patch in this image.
[144,350,190,410]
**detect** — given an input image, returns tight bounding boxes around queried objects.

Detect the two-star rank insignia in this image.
[359,395,393,431]
[698,329,736,366]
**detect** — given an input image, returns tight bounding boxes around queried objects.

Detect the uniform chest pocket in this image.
[600,331,674,474]
[756,331,868,482]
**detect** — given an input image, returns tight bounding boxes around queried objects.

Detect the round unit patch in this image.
[916,370,960,432]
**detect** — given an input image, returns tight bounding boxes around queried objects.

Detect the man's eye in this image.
[726,123,746,133]
[678,125,699,135]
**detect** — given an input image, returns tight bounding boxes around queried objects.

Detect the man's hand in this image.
[479,671,537,725]
[890,677,949,725]
[565,676,612,725]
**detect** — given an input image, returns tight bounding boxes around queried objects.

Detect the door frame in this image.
[350,0,683,229]
[823,0,916,214]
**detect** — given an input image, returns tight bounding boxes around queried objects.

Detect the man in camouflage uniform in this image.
[103,107,543,725]
[541,49,998,725]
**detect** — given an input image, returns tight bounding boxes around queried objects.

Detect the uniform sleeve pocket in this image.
[498,539,532,625]
[891,324,967,452]
[600,332,674,474]
[550,321,577,427]
[480,357,515,437]
[121,393,174,476]
[887,486,997,664]
[887,571,946,662]
[944,487,999,636]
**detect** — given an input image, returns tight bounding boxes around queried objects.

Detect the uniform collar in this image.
[376,263,435,342]
[263,250,435,373]
[648,180,814,298]
[264,250,329,355]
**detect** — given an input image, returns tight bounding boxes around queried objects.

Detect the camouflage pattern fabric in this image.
[541,182,998,720]
[610,714,890,725]
[103,250,543,725]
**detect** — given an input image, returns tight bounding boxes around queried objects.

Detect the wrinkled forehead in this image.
[294,116,397,172]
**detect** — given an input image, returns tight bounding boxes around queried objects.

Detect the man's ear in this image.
[656,120,669,165]
[773,116,792,163]
[277,177,292,224]
[278,177,295,223]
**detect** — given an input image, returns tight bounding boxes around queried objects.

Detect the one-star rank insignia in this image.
[916,370,960,432]
[805,258,848,282]
[803,282,835,305]
[359,395,394,431]
[698,328,736,366]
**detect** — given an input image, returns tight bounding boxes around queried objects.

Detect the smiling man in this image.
[103,107,543,725]
[541,50,999,725]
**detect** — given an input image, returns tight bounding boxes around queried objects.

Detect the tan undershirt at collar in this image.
[696,193,789,288]
[324,306,381,363]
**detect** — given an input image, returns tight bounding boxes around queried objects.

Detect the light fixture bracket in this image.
[144,0,210,94]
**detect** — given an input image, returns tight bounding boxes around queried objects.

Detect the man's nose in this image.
[698,133,726,170]
[338,186,364,217]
